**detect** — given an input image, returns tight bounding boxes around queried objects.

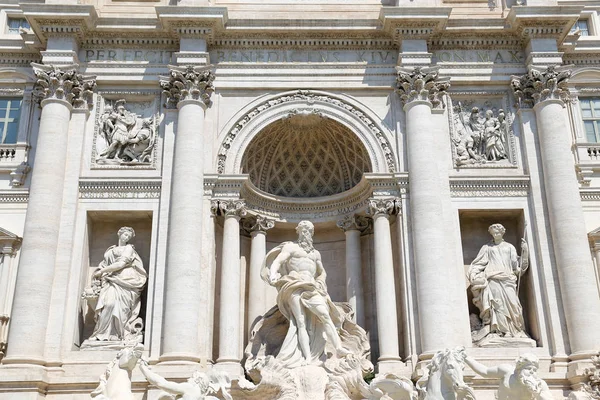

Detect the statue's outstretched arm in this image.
[464,356,502,379]
[139,362,184,395]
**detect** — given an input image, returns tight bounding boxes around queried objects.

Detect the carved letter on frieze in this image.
[32,63,96,109]
[510,65,572,108]
[395,66,450,109]
[159,65,215,108]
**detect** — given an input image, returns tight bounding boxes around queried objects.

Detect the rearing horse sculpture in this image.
[90,343,143,400]
[416,347,476,400]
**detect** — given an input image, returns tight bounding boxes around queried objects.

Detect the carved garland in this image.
[217,90,396,174]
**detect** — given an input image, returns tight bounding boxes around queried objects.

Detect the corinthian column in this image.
[243,215,275,330]
[4,64,95,365]
[396,67,462,356]
[512,67,600,359]
[367,199,401,370]
[336,215,369,326]
[159,66,215,362]
[214,199,246,375]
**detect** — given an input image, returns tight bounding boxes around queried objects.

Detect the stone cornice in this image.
[507,5,583,43]
[156,6,228,43]
[449,176,530,197]
[21,4,98,44]
[379,7,451,44]
[78,179,161,199]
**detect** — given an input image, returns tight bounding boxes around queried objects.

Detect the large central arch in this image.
[216,90,397,176]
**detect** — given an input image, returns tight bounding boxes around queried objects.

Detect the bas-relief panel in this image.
[91,93,162,170]
[447,93,518,169]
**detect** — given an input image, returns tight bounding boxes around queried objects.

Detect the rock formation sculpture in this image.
[81,226,147,349]
[467,223,534,347]
[464,353,554,400]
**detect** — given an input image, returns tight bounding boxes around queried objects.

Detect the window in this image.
[6,18,29,35]
[0,99,21,144]
[570,19,590,36]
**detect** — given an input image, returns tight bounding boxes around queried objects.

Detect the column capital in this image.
[32,63,96,110]
[510,65,572,109]
[337,215,370,233]
[211,199,247,219]
[243,215,275,234]
[395,66,450,110]
[366,198,399,219]
[160,65,215,109]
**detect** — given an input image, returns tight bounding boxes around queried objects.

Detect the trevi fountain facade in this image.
[0,0,599,398]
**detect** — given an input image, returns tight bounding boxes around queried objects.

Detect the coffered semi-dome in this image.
[241,112,372,198]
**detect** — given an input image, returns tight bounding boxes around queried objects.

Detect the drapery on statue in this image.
[82,227,147,347]
[464,353,555,400]
[258,220,351,367]
[468,223,531,346]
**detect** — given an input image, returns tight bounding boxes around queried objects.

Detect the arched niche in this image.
[216,90,397,176]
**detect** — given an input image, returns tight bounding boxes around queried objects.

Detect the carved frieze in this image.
[395,66,450,109]
[510,65,572,108]
[159,65,215,108]
[93,96,162,169]
[32,63,96,109]
[448,94,517,168]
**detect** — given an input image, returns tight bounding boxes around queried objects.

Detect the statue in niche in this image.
[261,220,350,366]
[467,223,535,347]
[81,227,147,349]
[90,343,143,400]
[96,99,163,165]
[452,103,511,167]
[464,353,555,400]
[139,359,233,400]
[243,220,374,399]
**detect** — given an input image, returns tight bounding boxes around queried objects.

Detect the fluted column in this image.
[512,67,600,359]
[367,199,401,369]
[396,67,459,356]
[215,199,246,375]
[243,215,275,330]
[159,65,215,362]
[337,215,369,326]
[4,64,95,365]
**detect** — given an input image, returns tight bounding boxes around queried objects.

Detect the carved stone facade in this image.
[0,1,600,399]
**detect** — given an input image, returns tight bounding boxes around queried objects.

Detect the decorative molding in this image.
[366,197,400,218]
[159,65,215,108]
[32,63,96,109]
[211,199,247,218]
[395,66,450,109]
[0,88,24,97]
[217,90,397,175]
[212,38,394,49]
[0,191,28,203]
[449,178,530,197]
[242,215,275,234]
[78,180,161,199]
[336,214,370,233]
[510,65,571,108]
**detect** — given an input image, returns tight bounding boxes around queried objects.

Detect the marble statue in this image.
[139,359,233,400]
[96,99,163,165]
[243,220,374,400]
[452,103,510,166]
[568,352,600,400]
[81,227,147,348]
[467,223,533,347]
[416,347,475,400]
[90,343,143,400]
[260,220,350,366]
[464,353,554,400]
[364,374,416,400]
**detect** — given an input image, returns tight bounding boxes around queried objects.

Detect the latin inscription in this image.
[433,50,524,64]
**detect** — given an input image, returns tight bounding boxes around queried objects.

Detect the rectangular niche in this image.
[76,210,153,349]
[459,209,539,347]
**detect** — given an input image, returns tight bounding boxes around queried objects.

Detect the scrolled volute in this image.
[395,66,450,109]
[510,65,572,108]
[32,63,96,109]
[160,65,215,108]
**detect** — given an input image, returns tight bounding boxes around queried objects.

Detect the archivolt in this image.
[216,90,397,175]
